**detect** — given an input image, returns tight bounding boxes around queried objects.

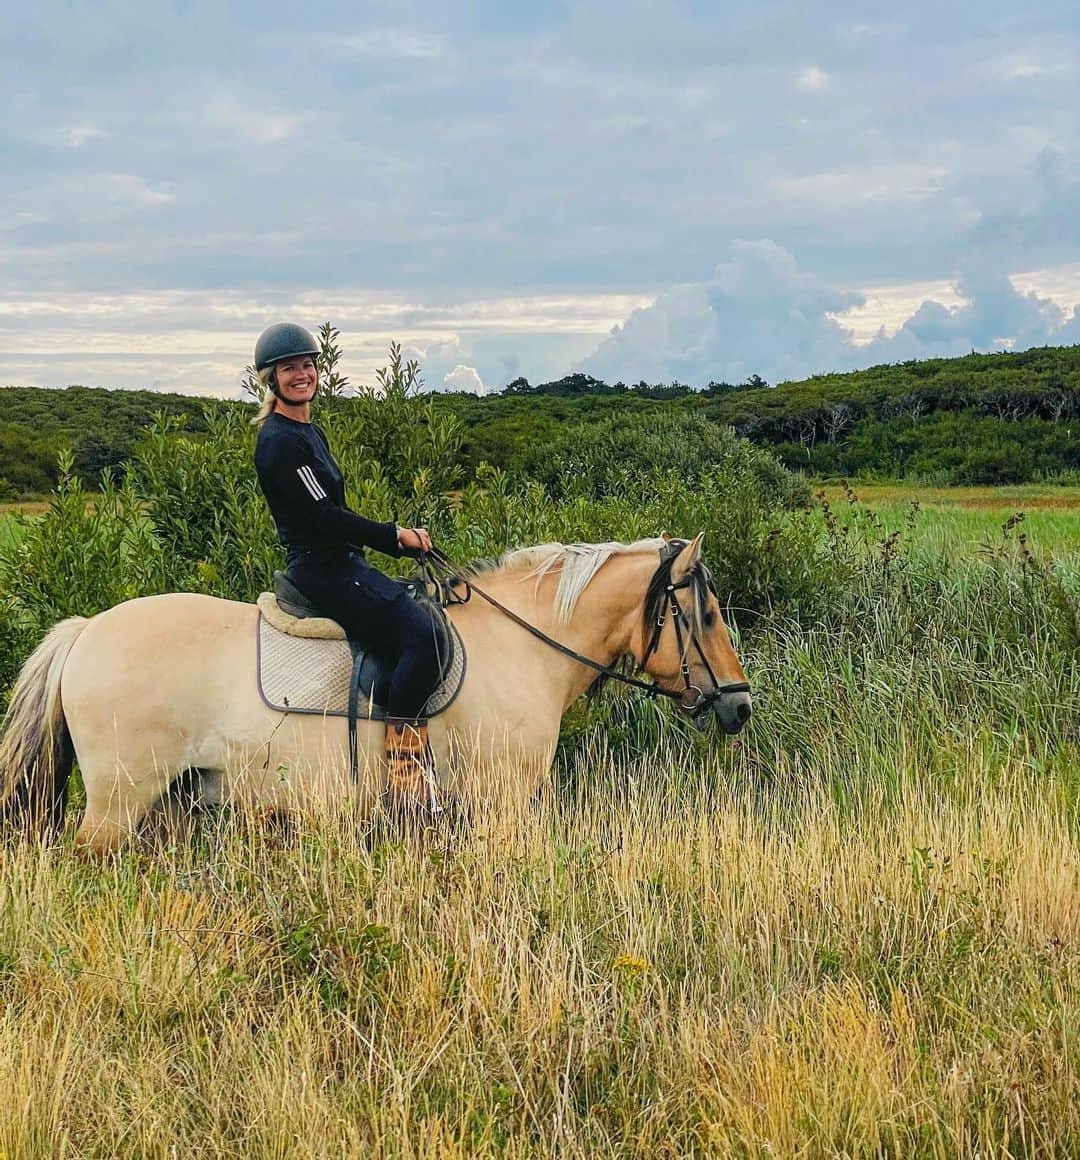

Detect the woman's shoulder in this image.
[260,412,316,439]
[255,413,312,460]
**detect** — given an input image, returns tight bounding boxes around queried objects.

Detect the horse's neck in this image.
[458,556,648,710]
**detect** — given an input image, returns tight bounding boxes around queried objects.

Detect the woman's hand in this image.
[396,526,433,555]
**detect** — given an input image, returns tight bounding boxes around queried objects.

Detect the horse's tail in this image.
[0,616,89,839]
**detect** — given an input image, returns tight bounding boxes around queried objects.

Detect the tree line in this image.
[1,343,1078,497]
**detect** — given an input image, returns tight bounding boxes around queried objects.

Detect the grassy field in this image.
[818,482,1080,559]
[1,483,1078,1155]
[1,740,1077,1156]
[6,485,1080,557]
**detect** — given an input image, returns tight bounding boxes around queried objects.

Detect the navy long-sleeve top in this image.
[254,411,400,564]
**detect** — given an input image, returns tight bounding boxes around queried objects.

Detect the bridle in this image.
[641,564,751,712]
[420,543,751,716]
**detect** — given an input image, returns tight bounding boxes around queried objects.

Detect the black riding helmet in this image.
[254,322,320,373]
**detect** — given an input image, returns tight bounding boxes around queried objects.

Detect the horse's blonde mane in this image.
[467,538,666,623]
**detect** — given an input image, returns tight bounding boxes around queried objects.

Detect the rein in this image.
[420,545,750,713]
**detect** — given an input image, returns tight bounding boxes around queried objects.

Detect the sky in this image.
[2,1,1078,397]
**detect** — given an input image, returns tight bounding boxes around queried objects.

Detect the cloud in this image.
[34,124,102,149]
[8,0,1078,305]
[207,99,299,144]
[581,240,1080,387]
[771,164,947,208]
[100,174,175,208]
[439,365,487,394]
[332,29,444,60]
[861,265,1071,362]
[580,240,862,385]
[500,352,520,381]
[0,286,639,393]
[971,146,1080,258]
[400,336,471,393]
[1,1,1079,394]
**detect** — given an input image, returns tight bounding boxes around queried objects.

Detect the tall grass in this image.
[0,513,23,552]
[0,729,1076,1156]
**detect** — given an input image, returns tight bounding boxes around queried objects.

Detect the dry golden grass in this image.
[815,482,1080,513]
[0,738,1077,1157]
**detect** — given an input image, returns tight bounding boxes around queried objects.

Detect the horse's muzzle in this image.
[693,689,752,734]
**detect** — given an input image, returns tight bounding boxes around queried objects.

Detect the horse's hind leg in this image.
[75,757,173,858]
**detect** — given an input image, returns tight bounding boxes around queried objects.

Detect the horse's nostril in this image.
[736,700,752,723]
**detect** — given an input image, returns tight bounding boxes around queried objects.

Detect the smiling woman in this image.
[250,321,445,818]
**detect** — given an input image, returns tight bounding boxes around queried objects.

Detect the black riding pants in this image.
[287,552,444,719]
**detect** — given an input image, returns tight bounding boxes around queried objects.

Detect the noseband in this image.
[421,544,750,715]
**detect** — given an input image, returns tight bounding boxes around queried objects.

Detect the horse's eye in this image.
[703,611,716,628]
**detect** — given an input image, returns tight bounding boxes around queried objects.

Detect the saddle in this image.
[256,570,466,725]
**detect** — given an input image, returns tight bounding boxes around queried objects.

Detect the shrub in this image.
[517,408,809,509]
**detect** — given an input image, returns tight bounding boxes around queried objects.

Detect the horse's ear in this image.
[670,531,704,583]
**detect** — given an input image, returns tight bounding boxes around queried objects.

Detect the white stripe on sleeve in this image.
[296,465,327,500]
[301,465,327,499]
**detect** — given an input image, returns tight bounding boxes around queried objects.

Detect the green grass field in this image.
[818,482,1080,559]
[5,485,1080,558]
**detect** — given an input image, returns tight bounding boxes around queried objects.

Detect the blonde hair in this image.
[250,367,278,428]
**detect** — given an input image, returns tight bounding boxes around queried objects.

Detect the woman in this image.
[251,322,441,814]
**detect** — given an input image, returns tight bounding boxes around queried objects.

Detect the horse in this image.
[0,533,751,854]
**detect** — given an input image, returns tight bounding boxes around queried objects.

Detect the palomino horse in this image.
[0,534,751,854]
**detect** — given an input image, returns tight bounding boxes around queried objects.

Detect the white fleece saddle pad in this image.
[256,609,466,720]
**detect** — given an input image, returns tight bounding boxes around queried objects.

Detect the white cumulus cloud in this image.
[439,364,487,394]
[580,240,862,385]
[580,240,1080,387]
[862,265,1074,361]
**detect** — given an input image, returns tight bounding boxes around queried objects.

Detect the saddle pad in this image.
[256,614,466,720]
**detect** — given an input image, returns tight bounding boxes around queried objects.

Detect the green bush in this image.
[775,412,1080,483]
[517,408,809,509]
